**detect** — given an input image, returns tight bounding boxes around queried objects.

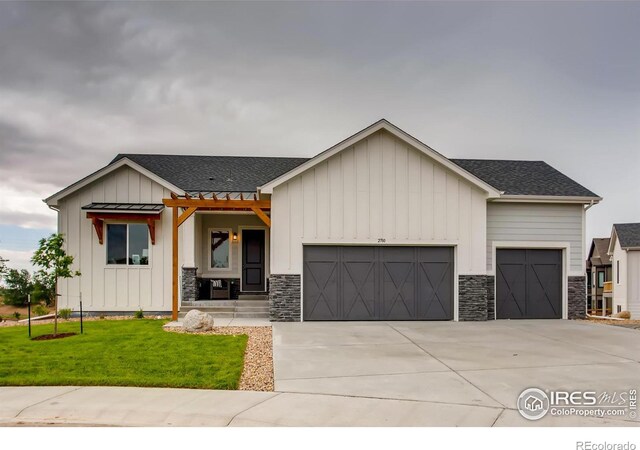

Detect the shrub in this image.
[59,308,73,320]
[12,311,21,320]
[134,309,144,319]
[32,304,49,317]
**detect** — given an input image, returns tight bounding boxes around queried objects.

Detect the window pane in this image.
[597,272,605,288]
[129,224,149,265]
[107,224,127,264]
[211,231,230,269]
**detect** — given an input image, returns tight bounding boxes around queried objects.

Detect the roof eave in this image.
[492,195,602,204]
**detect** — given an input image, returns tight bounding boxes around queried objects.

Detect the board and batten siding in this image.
[57,166,175,312]
[486,203,585,274]
[270,129,488,275]
[625,251,640,318]
[611,237,628,313]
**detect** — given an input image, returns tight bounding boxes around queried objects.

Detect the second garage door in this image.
[303,246,453,321]
[496,249,563,319]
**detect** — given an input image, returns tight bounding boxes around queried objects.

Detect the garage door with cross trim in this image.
[303,246,453,321]
[496,249,563,319]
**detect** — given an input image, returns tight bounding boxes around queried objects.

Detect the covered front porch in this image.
[164,192,271,319]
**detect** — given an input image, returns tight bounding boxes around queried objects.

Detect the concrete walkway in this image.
[1,320,639,426]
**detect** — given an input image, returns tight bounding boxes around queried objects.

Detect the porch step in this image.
[236,300,269,307]
[234,311,270,319]
[182,300,236,307]
[238,294,269,300]
[178,301,270,319]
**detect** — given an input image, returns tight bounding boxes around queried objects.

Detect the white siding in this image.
[626,251,640,318]
[270,129,488,274]
[486,203,584,274]
[612,237,628,313]
[57,166,174,312]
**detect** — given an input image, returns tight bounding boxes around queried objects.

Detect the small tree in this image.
[31,234,80,335]
[1,269,33,306]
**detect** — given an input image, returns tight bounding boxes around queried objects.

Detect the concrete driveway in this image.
[2,320,639,426]
[271,320,640,426]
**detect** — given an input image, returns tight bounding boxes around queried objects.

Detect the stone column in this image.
[568,276,586,319]
[458,275,489,321]
[269,274,301,322]
[181,267,198,303]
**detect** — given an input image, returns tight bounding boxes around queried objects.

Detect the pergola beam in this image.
[163,198,271,209]
[163,193,271,321]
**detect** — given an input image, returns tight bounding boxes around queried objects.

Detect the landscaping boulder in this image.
[182,309,214,332]
[612,310,631,319]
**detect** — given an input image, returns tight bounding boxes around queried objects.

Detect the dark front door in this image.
[242,229,265,292]
[303,246,453,321]
[496,249,562,319]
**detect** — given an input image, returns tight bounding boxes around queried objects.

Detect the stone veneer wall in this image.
[269,274,301,322]
[458,275,489,321]
[181,267,198,303]
[486,276,495,320]
[568,276,586,319]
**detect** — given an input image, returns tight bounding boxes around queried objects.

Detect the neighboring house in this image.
[586,238,612,315]
[608,223,640,318]
[44,119,601,322]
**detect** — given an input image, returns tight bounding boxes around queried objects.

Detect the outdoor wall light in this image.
[232,232,238,241]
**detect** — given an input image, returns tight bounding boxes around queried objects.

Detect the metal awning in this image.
[81,203,164,214]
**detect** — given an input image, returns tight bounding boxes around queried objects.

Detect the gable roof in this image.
[612,223,640,250]
[588,237,612,266]
[259,119,502,196]
[46,119,601,205]
[451,159,599,199]
[45,157,185,207]
[112,154,308,193]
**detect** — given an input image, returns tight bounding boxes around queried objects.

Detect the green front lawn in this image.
[0,320,247,389]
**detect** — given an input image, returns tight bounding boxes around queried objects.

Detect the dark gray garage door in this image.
[303,246,453,321]
[496,249,562,319]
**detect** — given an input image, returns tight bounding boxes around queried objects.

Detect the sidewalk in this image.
[0,386,505,427]
[0,386,633,427]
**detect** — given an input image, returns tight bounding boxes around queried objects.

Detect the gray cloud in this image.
[0,1,638,248]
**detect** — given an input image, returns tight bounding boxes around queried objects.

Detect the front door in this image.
[242,229,265,292]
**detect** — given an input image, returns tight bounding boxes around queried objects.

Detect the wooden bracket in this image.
[91,217,104,245]
[251,207,271,227]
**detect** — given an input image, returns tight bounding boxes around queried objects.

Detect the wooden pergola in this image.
[162,192,271,320]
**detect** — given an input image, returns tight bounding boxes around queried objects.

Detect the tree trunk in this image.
[53,278,58,335]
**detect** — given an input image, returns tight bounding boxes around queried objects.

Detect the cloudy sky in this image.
[0,1,638,271]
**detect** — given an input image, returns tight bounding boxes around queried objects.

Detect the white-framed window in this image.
[106,223,150,266]
[209,228,231,270]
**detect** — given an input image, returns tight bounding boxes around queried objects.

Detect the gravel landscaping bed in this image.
[166,326,274,392]
[583,318,640,330]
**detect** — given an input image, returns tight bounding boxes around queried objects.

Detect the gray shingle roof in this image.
[589,237,612,266]
[113,154,309,192]
[614,223,640,249]
[451,159,599,198]
[110,154,598,198]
